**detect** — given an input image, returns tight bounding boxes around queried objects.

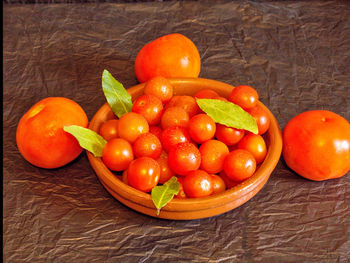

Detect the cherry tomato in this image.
[182,170,213,198]
[149,126,162,140]
[211,174,226,194]
[223,149,256,182]
[168,142,201,176]
[283,110,350,181]
[122,170,128,184]
[161,106,189,130]
[133,132,162,159]
[237,134,267,164]
[156,151,175,184]
[118,112,149,143]
[199,139,229,174]
[219,170,239,189]
[174,177,186,198]
[144,76,174,103]
[188,114,216,143]
[127,157,160,192]
[161,126,191,152]
[99,119,119,141]
[132,94,163,125]
[165,95,200,118]
[213,96,228,102]
[228,85,258,109]
[194,89,219,99]
[102,138,134,171]
[215,124,245,146]
[247,105,270,135]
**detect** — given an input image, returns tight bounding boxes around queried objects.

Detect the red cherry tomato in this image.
[188,114,216,144]
[149,126,162,140]
[182,170,213,198]
[194,89,219,99]
[247,105,270,135]
[215,124,245,146]
[168,142,201,176]
[144,76,174,103]
[118,112,149,143]
[165,95,200,118]
[161,126,191,152]
[133,132,162,159]
[102,138,134,171]
[223,149,256,182]
[237,134,267,164]
[228,85,259,109]
[199,139,229,174]
[156,151,175,184]
[127,157,160,192]
[161,106,190,130]
[132,94,163,126]
[99,119,119,141]
[219,170,239,189]
[211,174,226,194]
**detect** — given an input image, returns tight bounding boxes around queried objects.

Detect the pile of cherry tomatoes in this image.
[99,76,270,198]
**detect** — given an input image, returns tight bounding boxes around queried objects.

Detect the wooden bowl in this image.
[87,78,282,220]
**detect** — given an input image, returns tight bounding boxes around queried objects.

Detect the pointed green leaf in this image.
[151,176,180,215]
[64,125,107,157]
[102,69,132,118]
[196,98,258,134]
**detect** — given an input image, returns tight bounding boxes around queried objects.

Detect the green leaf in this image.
[151,177,180,215]
[63,125,107,157]
[196,98,258,134]
[102,69,133,118]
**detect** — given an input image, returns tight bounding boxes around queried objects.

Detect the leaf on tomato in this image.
[196,98,258,134]
[64,125,107,157]
[151,176,180,215]
[102,69,132,118]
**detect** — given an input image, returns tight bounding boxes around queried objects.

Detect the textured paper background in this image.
[3,1,350,262]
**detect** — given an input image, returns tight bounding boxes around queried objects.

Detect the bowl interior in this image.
[87,78,282,220]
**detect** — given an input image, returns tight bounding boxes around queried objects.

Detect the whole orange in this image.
[16,97,88,169]
[134,33,201,83]
[283,110,350,181]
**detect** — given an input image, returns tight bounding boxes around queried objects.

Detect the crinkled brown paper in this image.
[3,1,350,262]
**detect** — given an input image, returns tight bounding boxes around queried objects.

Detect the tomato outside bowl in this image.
[87,78,282,220]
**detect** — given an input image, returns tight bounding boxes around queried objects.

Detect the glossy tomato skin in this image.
[215,124,245,146]
[144,76,173,103]
[165,95,200,118]
[161,126,191,152]
[247,105,270,135]
[237,134,267,164]
[135,33,201,83]
[199,139,229,174]
[127,157,160,192]
[102,138,134,171]
[223,149,256,182]
[194,89,219,99]
[161,106,190,130]
[99,119,119,141]
[132,94,163,125]
[16,97,88,169]
[168,142,201,176]
[182,170,213,198]
[188,114,216,144]
[118,112,149,144]
[211,174,226,194]
[149,126,162,140]
[133,132,162,159]
[283,110,350,181]
[156,151,175,184]
[228,85,258,110]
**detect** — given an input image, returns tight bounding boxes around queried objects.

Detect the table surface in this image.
[3,1,350,262]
